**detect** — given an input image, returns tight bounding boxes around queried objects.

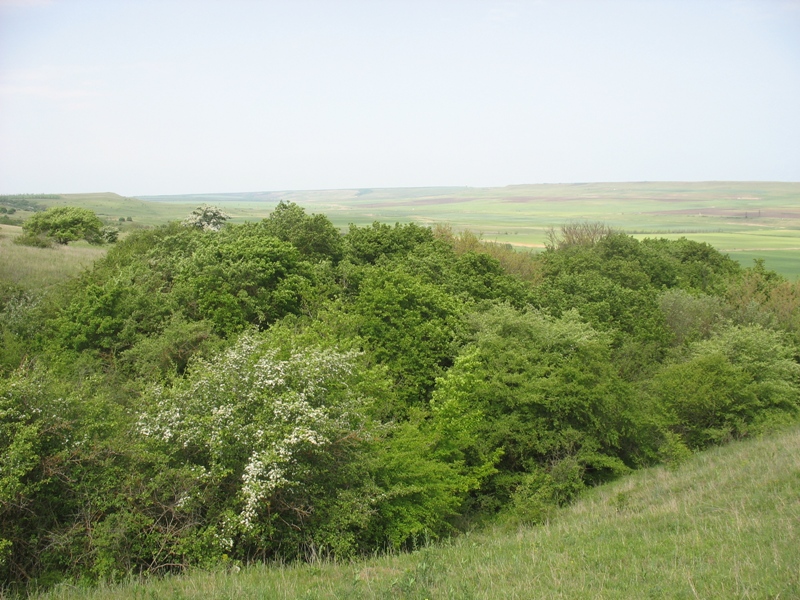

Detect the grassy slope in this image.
[34,425,800,600]
[0,225,107,291]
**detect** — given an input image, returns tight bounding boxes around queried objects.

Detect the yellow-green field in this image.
[7,181,799,278]
[135,181,800,279]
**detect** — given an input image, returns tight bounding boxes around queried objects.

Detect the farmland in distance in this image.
[140,181,800,279]
[8,181,797,278]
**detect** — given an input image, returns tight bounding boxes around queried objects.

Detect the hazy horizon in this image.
[2,0,799,196]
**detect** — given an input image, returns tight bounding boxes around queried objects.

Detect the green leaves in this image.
[3,209,800,588]
[648,324,800,450]
[173,223,312,335]
[261,201,343,263]
[19,206,105,245]
[351,266,463,406]
[433,305,634,502]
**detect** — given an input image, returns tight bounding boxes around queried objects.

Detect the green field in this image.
[7,181,799,278]
[34,424,800,600]
[0,225,107,291]
[138,181,800,279]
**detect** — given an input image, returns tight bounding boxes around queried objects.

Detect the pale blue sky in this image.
[1,0,798,195]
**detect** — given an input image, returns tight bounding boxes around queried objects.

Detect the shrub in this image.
[649,324,800,449]
[21,206,104,245]
[13,232,53,248]
[182,204,230,231]
[432,305,639,508]
[173,223,314,335]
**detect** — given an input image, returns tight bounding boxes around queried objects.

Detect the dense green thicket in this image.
[1,205,799,592]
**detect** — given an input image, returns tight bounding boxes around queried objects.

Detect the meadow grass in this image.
[0,226,107,291]
[29,424,800,600]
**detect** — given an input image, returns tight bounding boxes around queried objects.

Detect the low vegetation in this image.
[14,207,118,248]
[26,424,800,599]
[0,226,107,291]
[1,202,798,597]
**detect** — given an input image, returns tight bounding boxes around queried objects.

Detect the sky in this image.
[0,0,799,196]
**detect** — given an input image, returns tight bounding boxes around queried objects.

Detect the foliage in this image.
[349,265,464,406]
[648,324,800,449]
[1,207,798,592]
[641,237,741,294]
[261,201,343,263]
[725,259,800,341]
[434,305,640,511]
[344,222,434,265]
[504,457,585,525]
[20,206,105,245]
[659,288,722,345]
[137,331,485,561]
[432,224,543,283]
[19,426,800,600]
[0,195,52,212]
[181,205,230,231]
[172,223,313,335]
[545,221,615,250]
[0,215,23,226]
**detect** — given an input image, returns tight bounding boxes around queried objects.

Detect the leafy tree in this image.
[137,331,485,560]
[350,265,464,407]
[182,204,230,231]
[648,324,800,449]
[433,305,642,509]
[173,222,314,335]
[399,240,532,307]
[344,222,434,265]
[659,288,722,346]
[261,201,343,263]
[20,206,105,245]
[725,260,800,341]
[640,237,741,294]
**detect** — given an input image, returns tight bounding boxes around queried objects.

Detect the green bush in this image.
[350,265,464,407]
[649,324,800,449]
[21,206,105,245]
[433,305,639,508]
[173,223,314,335]
[505,457,585,525]
[261,201,343,263]
[13,232,53,248]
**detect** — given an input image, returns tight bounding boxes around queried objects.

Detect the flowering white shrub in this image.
[138,332,372,541]
[181,204,230,231]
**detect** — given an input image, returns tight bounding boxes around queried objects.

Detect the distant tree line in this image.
[0,195,58,213]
